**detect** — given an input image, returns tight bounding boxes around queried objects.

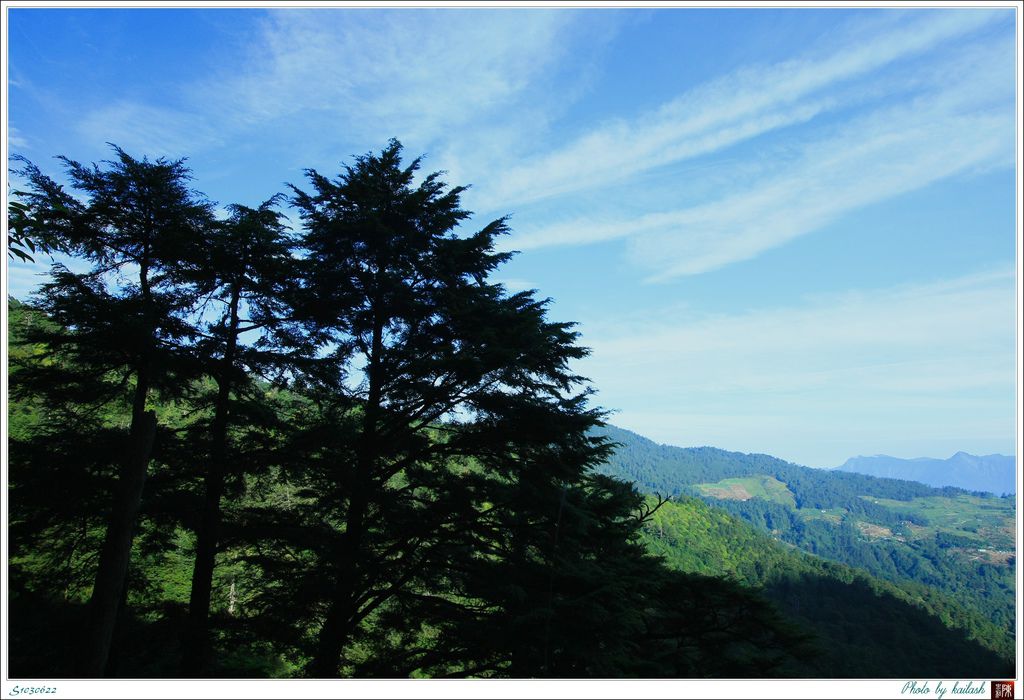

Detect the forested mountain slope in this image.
[8,295,1013,679]
[595,425,1016,664]
[641,496,1012,676]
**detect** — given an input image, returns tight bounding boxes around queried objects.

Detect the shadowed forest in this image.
[5,142,1015,679]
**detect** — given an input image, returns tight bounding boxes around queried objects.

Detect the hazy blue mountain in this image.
[836,452,1016,495]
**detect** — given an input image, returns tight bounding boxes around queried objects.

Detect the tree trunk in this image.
[307,423,376,676]
[308,316,383,677]
[102,584,132,677]
[80,399,157,676]
[307,593,353,678]
[180,430,227,675]
[182,286,240,676]
[81,254,159,677]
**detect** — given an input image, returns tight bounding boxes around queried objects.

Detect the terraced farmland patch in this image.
[870,494,1015,550]
[857,522,894,539]
[696,475,797,507]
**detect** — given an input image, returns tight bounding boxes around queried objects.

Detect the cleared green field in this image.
[868,494,1015,550]
[797,507,846,523]
[696,475,797,508]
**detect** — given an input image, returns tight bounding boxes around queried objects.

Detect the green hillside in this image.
[869,493,1015,549]
[640,495,1012,675]
[9,292,1015,678]
[595,424,1016,661]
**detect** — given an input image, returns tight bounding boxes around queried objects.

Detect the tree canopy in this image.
[9,141,1006,681]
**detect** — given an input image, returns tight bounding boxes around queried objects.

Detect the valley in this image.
[637,495,1011,677]
[695,470,1015,561]
[595,424,1017,665]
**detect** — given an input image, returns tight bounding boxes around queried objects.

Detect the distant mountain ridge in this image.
[591,424,957,504]
[836,452,1016,495]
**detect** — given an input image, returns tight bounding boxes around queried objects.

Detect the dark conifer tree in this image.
[10,148,214,676]
[8,298,123,629]
[11,140,1002,682]
[288,139,605,676]
[178,198,300,674]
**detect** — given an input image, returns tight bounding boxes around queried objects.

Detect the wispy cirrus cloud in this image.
[502,18,1014,280]
[8,125,30,150]
[71,10,594,163]
[215,10,580,144]
[478,8,1006,212]
[491,277,538,293]
[629,92,1012,280]
[76,100,222,158]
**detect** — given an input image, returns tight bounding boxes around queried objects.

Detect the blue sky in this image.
[5,6,1019,467]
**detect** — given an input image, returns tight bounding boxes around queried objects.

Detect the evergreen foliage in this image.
[5,143,1014,680]
[598,424,1016,661]
[10,149,215,675]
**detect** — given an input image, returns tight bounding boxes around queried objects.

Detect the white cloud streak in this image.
[222,9,573,144]
[8,126,30,150]
[491,277,537,293]
[630,97,1012,280]
[77,100,221,158]
[72,9,586,168]
[579,268,1017,465]
[480,9,1006,213]
[505,25,1013,280]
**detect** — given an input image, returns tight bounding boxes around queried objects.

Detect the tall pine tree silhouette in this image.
[290,140,600,676]
[179,198,301,675]
[12,148,213,676]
